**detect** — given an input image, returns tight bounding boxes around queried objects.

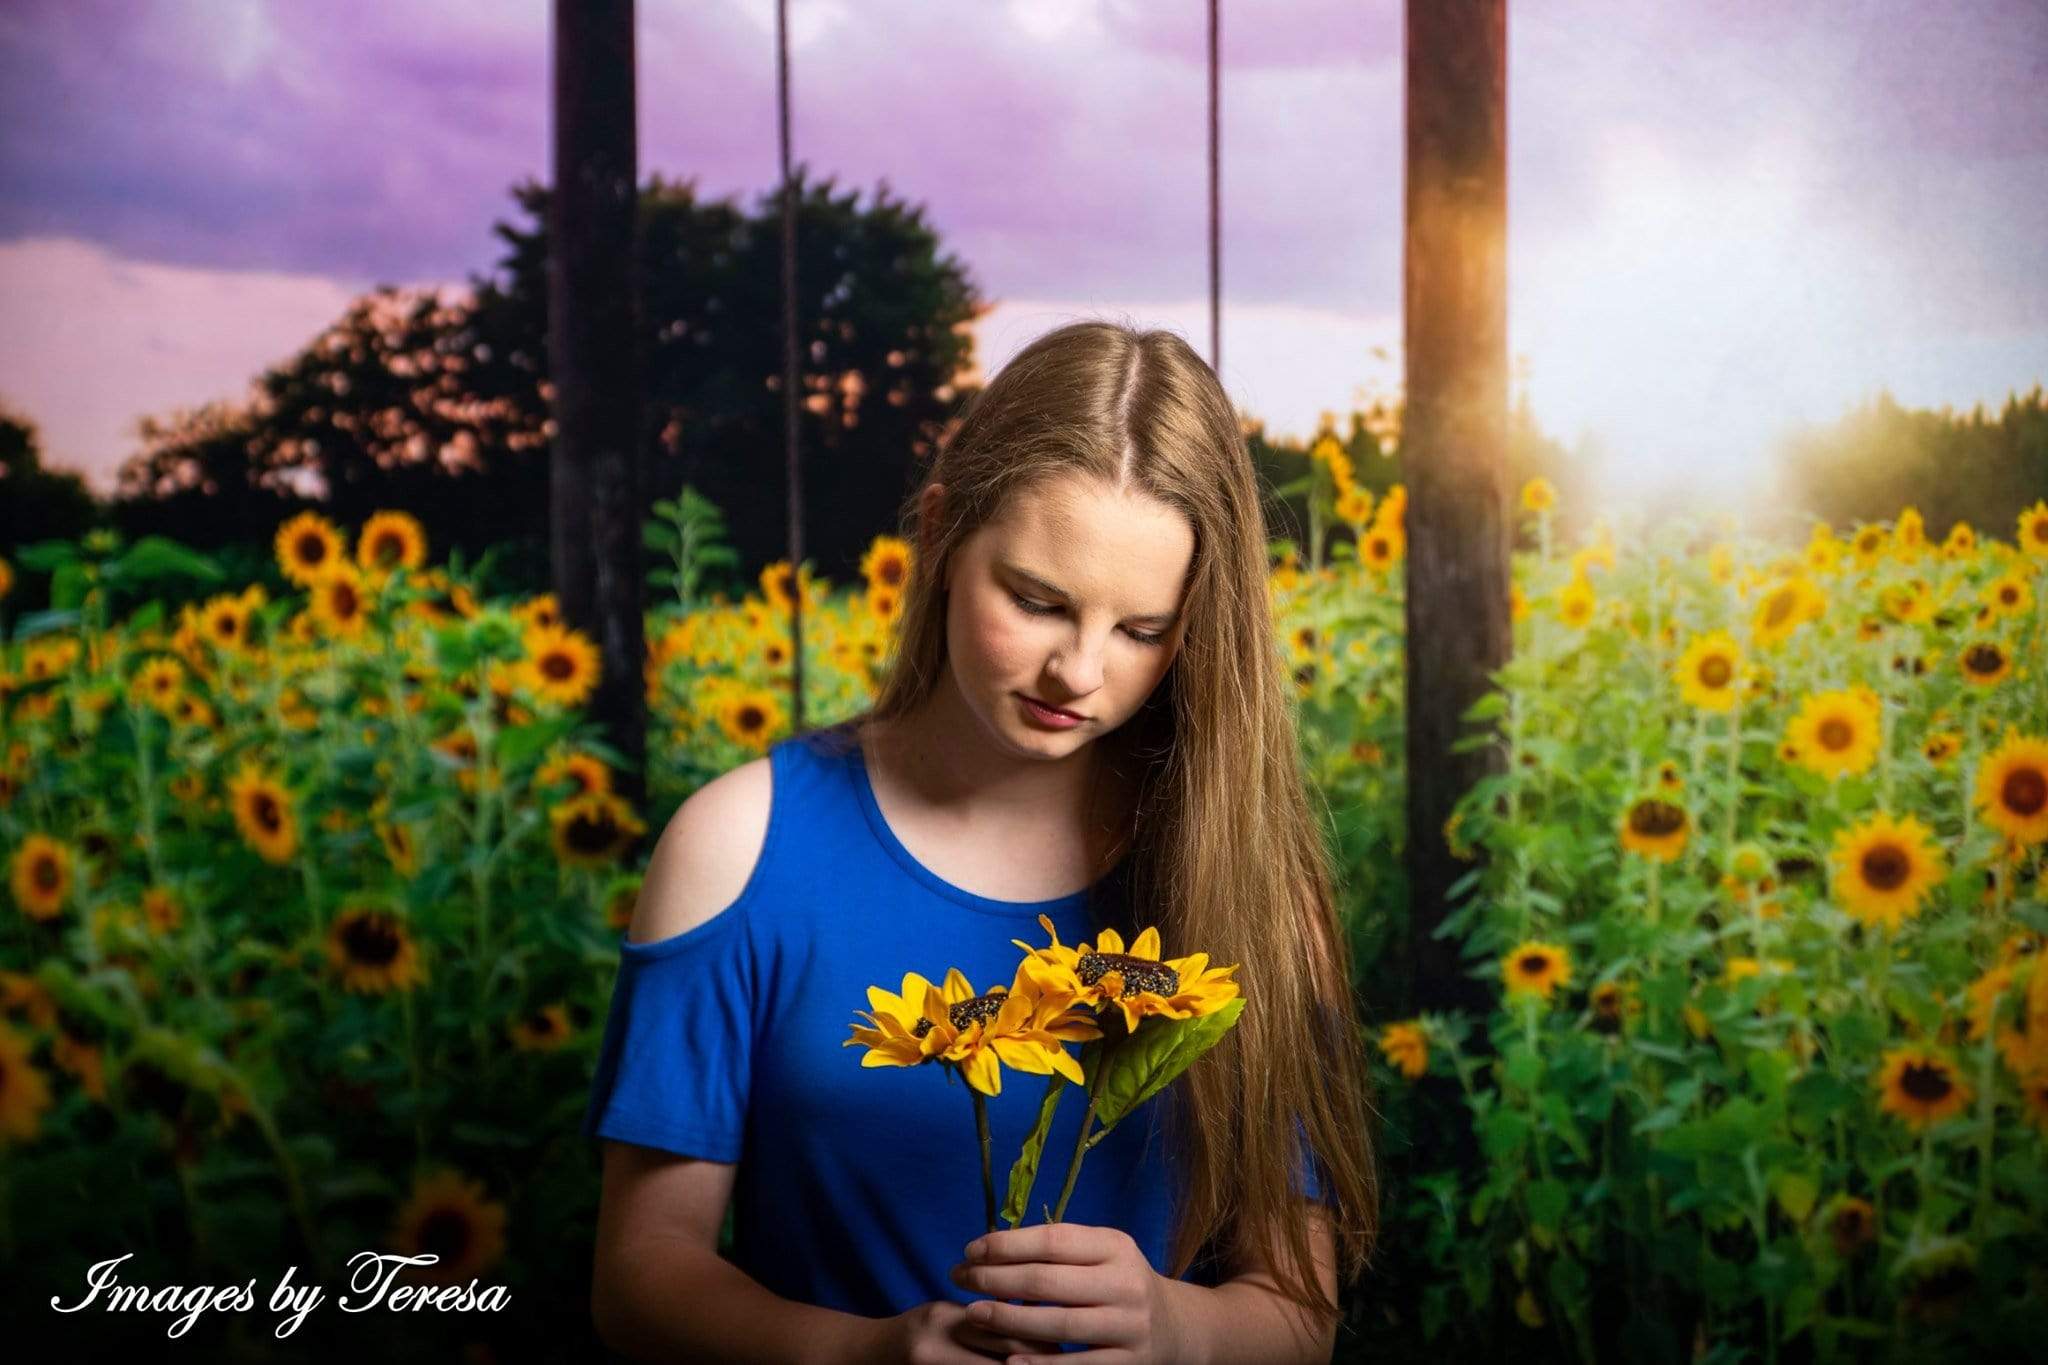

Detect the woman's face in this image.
[929,472,1195,757]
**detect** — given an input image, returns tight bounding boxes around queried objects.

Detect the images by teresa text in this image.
[50,1251,511,1339]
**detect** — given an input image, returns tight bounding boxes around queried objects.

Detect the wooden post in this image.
[1403,0,1509,1017]
[776,0,807,731]
[550,0,647,800]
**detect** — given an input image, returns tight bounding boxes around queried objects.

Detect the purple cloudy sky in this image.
[2,0,2044,509]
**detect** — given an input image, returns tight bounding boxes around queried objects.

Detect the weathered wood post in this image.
[549,0,647,799]
[1403,0,1510,1017]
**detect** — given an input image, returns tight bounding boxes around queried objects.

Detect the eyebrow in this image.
[1000,562,1180,626]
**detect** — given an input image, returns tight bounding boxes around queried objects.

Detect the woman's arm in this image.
[1159,1202,1339,1365]
[591,1140,893,1364]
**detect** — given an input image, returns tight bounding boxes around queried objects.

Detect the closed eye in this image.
[1008,592,1168,647]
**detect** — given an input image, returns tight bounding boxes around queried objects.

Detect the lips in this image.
[1020,694,1085,721]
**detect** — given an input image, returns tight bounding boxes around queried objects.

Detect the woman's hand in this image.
[948,1222,1187,1364]
[877,1299,1063,1364]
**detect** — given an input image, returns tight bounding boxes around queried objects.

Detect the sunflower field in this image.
[3,469,2047,1360]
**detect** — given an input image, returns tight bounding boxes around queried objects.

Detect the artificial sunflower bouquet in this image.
[843,917,1244,1233]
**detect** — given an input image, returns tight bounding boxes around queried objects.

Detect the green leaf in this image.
[1770,1169,1819,1223]
[11,608,82,639]
[498,715,575,769]
[12,540,79,572]
[1526,1177,1569,1234]
[50,561,90,610]
[1090,997,1246,1132]
[1001,1069,1071,1227]
[108,536,223,585]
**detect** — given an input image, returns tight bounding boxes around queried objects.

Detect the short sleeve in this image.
[1291,1113,1333,1207]
[581,907,755,1163]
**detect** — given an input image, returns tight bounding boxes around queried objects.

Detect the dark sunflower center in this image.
[566,811,620,855]
[1078,952,1181,998]
[252,794,283,834]
[878,559,904,587]
[1861,842,1911,891]
[1900,1060,1951,1102]
[1593,986,1622,1018]
[416,1208,472,1263]
[1698,657,1732,688]
[2002,768,2047,817]
[1518,953,1550,976]
[1964,644,2004,675]
[910,989,1010,1038]
[214,615,239,640]
[341,915,401,966]
[1628,800,1686,837]
[541,651,575,681]
[738,705,765,732]
[1817,718,1854,751]
[372,534,402,565]
[2000,586,2019,604]
[331,583,359,617]
[296,534,327,565]
[529,1010,558,1036]
[31,855,60,892]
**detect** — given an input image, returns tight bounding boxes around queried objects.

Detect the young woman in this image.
[586,320,1379,1363]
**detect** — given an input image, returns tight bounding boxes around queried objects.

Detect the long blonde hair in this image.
[817,319,1378,1341]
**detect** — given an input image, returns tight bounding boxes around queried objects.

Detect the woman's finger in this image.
[954,1322,1061,1359]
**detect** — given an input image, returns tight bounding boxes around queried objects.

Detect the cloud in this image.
[0,237,358,492]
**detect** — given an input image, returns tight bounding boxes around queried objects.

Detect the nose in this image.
[1045,631,1108,700]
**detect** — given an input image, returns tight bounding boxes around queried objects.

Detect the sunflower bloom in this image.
[227,763,299,864]
[1830,812,1945,931]
[522,623,602,708]
[275,511,346,587]
[310,565,371,639]
[1009,916,1240,1036]
[9,834,74,921]
[1619,797,1688,863]
[1975,733,2048,845]
[1982,572,2032,619]
[1675,632,1742,711]
[1785,687,1882,780]
[356,510,428,578]
[716,687,786,751]
[537,750,612,798]
[326,904,426,994]
[860,535,912,593]
[1379,1021,1428,1078]
[2016,500,2048,559]
[549,792,647,869]
[508,1003,573,1051]
[1752,577,1825,648]
[1502,941,1572,1001]
[128,657,186,714]
[0,1024,54,1143]
[1876,1046,1972,1131]
[1520,478,1557,513]
[1556,575,1597,629]
[1957,640,2011,687]
[388,1169,508,1284]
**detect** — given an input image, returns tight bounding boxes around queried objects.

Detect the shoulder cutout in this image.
[626,755,773,946]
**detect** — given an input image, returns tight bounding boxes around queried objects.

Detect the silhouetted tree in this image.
[1780,385,2048,540]
[111,171,984,595]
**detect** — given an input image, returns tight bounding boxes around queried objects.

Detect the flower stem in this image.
[972,1083,996,1235]
[1050,1047,1110,1223]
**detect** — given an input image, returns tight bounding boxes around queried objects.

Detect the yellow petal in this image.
[991,1038,1053,1073]
[1132,926,1161,961]
[963,1049,1002,1096]
[1098,928,1124,955]
[941,967,973,1002]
